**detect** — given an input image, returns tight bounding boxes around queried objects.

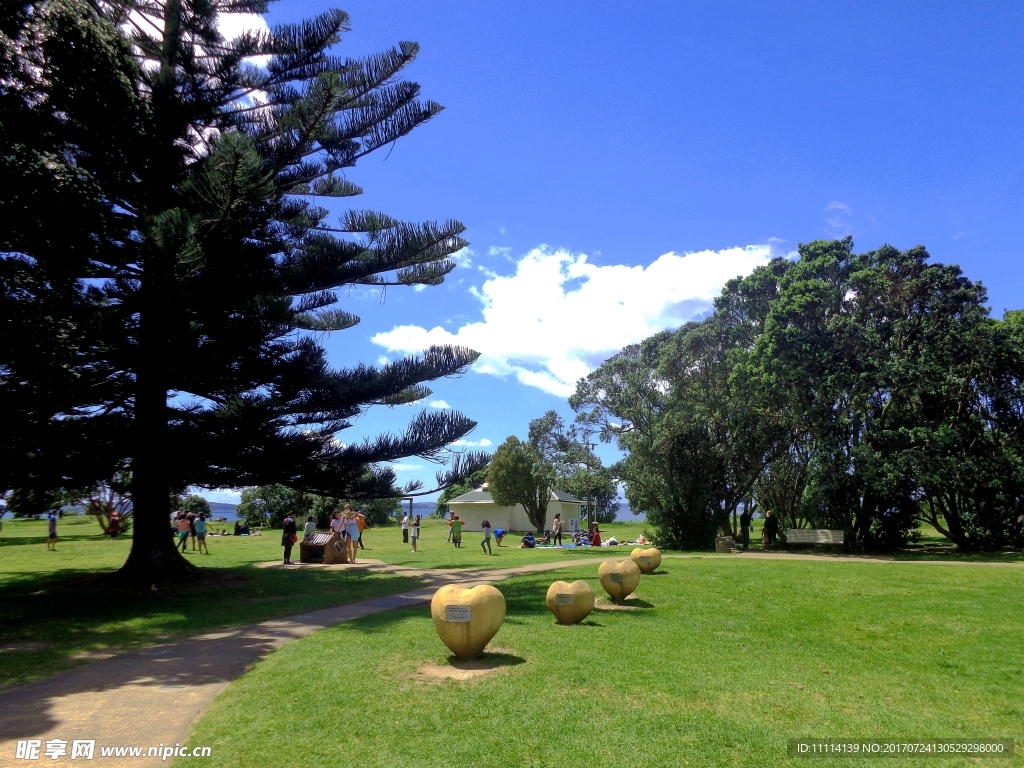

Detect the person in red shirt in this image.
[590,527,602,547]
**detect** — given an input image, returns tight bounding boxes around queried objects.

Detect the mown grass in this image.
[0,517,422,690]
[357,518,650,569]
[182,558,1024,768]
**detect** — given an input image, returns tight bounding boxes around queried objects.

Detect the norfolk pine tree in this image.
[1,0,488,581]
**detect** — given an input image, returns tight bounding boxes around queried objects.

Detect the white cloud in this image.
[376,355,389,366]
[388,462,426,472]
[372,245,772,397]
[429,400,451,409]
[452,438,493,447]
[824,201,854,237]
[216,13,271,66]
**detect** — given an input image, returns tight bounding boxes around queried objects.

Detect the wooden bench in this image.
[785,529,844,546]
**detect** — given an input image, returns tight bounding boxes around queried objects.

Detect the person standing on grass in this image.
[446,510,455,543]
[410,514,421,552]
[108,511,120,538]
[739,507,752,550]
[551,513,564,546]
[281,512,297,564]
[176,512,191,551]
[481,519,492,555]
[343,504,360,563]
[194,515,209,555]
[356,509,366,549]
[46,508,58,550]
[450,514,464,548]
[401,510,410,544]
[763,510,779,547]
[187,511,199,551]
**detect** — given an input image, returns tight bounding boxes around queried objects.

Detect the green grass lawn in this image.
[359,518,650,569]
[182,558,1024,768]
[0,516,423,690]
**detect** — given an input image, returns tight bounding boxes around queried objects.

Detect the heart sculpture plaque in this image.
[430,584,506,659]
[545,580,595,624]
[597,559,641,601]
[630,547,662,574]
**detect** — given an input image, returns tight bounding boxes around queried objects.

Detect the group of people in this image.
[321,505,366,564]
[173,510,209,554]
[737,508,779,550]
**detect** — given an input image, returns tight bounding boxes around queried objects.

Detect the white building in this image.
[445,488,586,533]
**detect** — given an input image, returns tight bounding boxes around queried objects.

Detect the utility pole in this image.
[582,431,597,533]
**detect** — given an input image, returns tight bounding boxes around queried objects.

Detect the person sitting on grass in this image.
[493,528,506,547]
[590,527,602,547]
[536,531,551,546]
[520,532,536,548]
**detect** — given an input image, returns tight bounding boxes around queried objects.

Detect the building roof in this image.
[448,489,584,505]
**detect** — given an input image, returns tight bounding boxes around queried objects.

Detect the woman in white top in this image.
[342,504,360,563]
[410,514,420,552]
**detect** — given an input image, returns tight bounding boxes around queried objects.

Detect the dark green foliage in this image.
[178,495,212,518]
[1,0,489,579]
[488,436,552,531]
[527,411,618,523]
[575,239,1024,552]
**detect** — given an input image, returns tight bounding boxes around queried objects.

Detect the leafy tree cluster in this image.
[238,484,398,529]
[1,0,488,580]
[574,239,1024,551]
[487,413,619,531]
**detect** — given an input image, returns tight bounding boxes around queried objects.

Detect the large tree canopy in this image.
[574,239,1024,551]
[1,0,488,580]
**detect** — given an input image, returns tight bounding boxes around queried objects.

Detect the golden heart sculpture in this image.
[430,584,506,658]
[630,547,662,573]
[597,559,641,601]
[545,580,595,624]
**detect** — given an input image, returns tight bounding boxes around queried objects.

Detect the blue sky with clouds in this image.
[203,0,1024,503]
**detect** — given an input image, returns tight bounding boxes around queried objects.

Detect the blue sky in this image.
[203,0,1024,503]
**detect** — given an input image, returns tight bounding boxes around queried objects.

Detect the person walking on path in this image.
[763,510,779,547]
[551,513,564,546]
[194,515,209,555]
[356,510,366,549]
[281,512,298,564]
[481,519,492,555]
[450,514,464,548]
[410,514,420,552]
[401,511,410,544]
[46,509,58,551]
[739,507,752,550]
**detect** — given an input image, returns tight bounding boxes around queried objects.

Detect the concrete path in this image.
[0,556,613,767]
[2,551,1021,766]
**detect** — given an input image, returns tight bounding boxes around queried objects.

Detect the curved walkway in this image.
[2,552,1021,766]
